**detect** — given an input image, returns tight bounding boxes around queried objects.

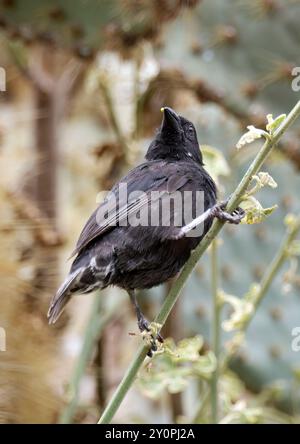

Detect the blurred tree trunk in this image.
[31,86,60,313]
[34,89,57,222]
[26,50,82,313]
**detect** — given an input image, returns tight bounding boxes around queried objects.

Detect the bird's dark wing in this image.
[71,161,190,257]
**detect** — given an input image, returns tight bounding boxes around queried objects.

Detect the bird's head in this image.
[145,107,204,165]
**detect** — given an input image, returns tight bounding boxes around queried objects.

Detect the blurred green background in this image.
[0,0,300,424]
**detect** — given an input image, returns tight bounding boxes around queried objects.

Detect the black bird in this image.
[48,107,243,350]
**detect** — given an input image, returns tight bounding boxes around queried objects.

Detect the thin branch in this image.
[8,42,55,94]
[27,52,56,94]
[53,59,83,124]
[97,100,300,424]
[210,240,220,424]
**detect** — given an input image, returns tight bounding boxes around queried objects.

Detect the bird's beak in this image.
[160,107,182,135]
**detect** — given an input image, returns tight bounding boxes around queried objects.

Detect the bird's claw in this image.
[138,318,163,357]
[231,207,246,223]
[212,202,245,225]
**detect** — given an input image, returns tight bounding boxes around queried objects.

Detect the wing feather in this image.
[71,161,191,257]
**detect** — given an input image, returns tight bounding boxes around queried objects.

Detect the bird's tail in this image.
[47,268,83,324]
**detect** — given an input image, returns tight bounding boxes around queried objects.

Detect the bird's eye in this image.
[188,125,194,134]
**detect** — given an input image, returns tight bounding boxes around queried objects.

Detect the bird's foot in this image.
[212,202,245,225]
[138,317,163,357]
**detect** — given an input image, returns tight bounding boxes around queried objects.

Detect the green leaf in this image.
[201,145,230,182]
[254,172,278,189]
[172,336,204,362]
[236,126,268,150]
[240,196,277,224]
[220,406,263,424]
[138,365,190,399]
[193,351,217,379]
[221,283,261,332]
[138,336,216,398]
[221,291,254,332]
[266,114,286,134]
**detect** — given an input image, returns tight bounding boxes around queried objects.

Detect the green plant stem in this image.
[192,215,300,423]
[97,100,300,425]
[210,240,220,424]
[98,344,149,424]
[59,293,112,424]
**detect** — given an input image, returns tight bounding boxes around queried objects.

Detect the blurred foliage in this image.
[0,0,196,58]
[0,0,300,424]
[138,336,216,399]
